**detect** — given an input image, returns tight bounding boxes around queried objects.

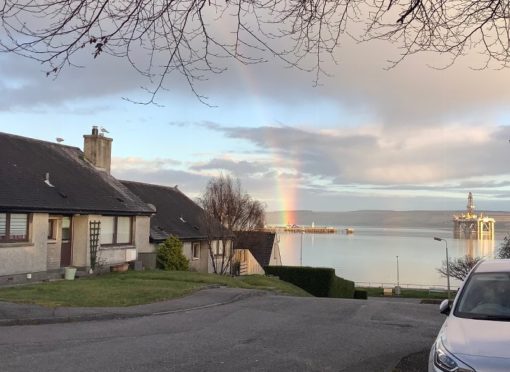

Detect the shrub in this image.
[156,236,189,271]
[353,290,368,300]
[498,235,510,259]
[264,266,354,298]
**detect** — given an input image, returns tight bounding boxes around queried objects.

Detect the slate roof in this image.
[0,132,154,215]
[122,180,226,242]
[236,231,276,267]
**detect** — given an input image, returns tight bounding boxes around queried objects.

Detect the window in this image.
[100,216,132,246]
[61,217,71,241]
[192,242,200,260]
[0,213,29,242]
[214,240,224,256]
[48,219,57,240]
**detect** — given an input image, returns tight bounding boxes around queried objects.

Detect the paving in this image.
[0,286,440,372]
[0,286,266,326]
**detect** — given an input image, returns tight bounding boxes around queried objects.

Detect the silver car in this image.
[429,259,510,372]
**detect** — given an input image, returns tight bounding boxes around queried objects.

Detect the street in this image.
[0,295,444,371]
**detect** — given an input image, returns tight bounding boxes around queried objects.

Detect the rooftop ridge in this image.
[0,131,81,151]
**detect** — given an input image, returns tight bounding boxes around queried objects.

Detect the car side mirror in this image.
[439,299,451,315]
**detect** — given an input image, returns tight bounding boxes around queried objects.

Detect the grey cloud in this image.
[190,158,270,176]
[3,25,509,127]
[193,122,510,186]
[112,168,209,195]
[0,53,145,111]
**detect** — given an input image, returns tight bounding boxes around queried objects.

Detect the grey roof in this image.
[121,180,226,242]
[236,231,276,267]
[0,132,153,215]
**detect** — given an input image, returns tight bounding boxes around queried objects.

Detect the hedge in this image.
[264,266,354,298]
[353,290,368,300]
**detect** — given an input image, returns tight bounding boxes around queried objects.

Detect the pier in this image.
[262,225,337,234]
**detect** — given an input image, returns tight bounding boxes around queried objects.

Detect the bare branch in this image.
[1,0,510,101]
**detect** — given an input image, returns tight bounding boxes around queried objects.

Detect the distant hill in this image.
[265,210,510,233]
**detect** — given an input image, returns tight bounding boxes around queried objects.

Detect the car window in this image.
[455,272,510,320]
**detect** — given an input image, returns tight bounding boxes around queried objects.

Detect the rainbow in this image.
[224,42,300,226]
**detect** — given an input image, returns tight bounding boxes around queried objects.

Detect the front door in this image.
[60,216,72,267]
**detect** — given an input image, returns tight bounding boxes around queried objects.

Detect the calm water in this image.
[278,227,500,288]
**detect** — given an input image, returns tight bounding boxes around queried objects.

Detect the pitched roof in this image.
[122,180,224,242]
[236,231,276,267]
[0,132,153,215]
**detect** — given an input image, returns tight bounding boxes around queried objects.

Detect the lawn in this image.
[0,271,311,307]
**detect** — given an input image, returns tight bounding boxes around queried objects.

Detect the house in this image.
[0,127,153,282]
[121,181,232,273]
[234,231,282,275]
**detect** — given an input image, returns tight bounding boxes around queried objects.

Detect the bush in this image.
[264,266,354,298]
[353,290,368,300]
[498,235,510,259]
[156,236,189,271]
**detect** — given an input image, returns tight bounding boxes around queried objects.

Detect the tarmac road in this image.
[0,291,444,372]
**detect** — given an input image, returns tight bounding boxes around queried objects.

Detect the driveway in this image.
[0,293,444,371]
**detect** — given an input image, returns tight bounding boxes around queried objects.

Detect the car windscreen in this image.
[454,272,510,320]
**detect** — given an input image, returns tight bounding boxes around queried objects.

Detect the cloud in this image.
[3,20,510,128]
[195,122,510,186]
[112,157,181,171]
[190,158,270,176]
[0,53,146,111]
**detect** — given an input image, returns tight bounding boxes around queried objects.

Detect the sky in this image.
[2,15,510,217]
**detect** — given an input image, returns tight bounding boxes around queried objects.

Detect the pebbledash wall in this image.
[0,213,48,276]
[0,214,151,277]
[72,215,151,268]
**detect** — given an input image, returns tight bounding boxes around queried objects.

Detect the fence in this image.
[355,281,450,290]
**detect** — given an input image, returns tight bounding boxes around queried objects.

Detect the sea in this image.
[277,226,502,289]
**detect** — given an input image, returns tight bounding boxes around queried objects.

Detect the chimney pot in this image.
[92,126,99,136]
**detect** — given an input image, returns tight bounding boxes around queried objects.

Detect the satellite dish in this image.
[56,137,64,143]
[100,127,109,134]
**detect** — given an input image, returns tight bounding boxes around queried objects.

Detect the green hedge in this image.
[353,290,368,300]
[264,266,354,298]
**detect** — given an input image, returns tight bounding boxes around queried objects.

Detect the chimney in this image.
[83,125,113,173]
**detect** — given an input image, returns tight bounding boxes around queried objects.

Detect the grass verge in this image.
[0,270,311,307]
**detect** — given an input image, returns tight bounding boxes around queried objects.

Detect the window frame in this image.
[0,213,29,243]
[100,216,133,247]
[214,240,225,256]
[48,218,58,240]
[192,242,200,260]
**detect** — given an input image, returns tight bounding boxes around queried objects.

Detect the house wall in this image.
[72,214,145,269]
[72,215,90,267]
[235,249,264,275]
[0,213,49,276]
[46,218,62,270]
[182,241,209,273]
[134,216,151,253]
[268,239,282,266]
[207,239,232,274]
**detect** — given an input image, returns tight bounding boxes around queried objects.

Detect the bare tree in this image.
[199,174,264,274]
[437,255,483,281]
[1,0,509,102]
[497,234,510,259]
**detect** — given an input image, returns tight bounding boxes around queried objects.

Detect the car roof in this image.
[474,259,510,273]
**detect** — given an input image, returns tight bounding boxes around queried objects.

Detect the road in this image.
[0,295,444,372]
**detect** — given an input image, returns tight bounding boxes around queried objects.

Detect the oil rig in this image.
[453,193,495,240]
